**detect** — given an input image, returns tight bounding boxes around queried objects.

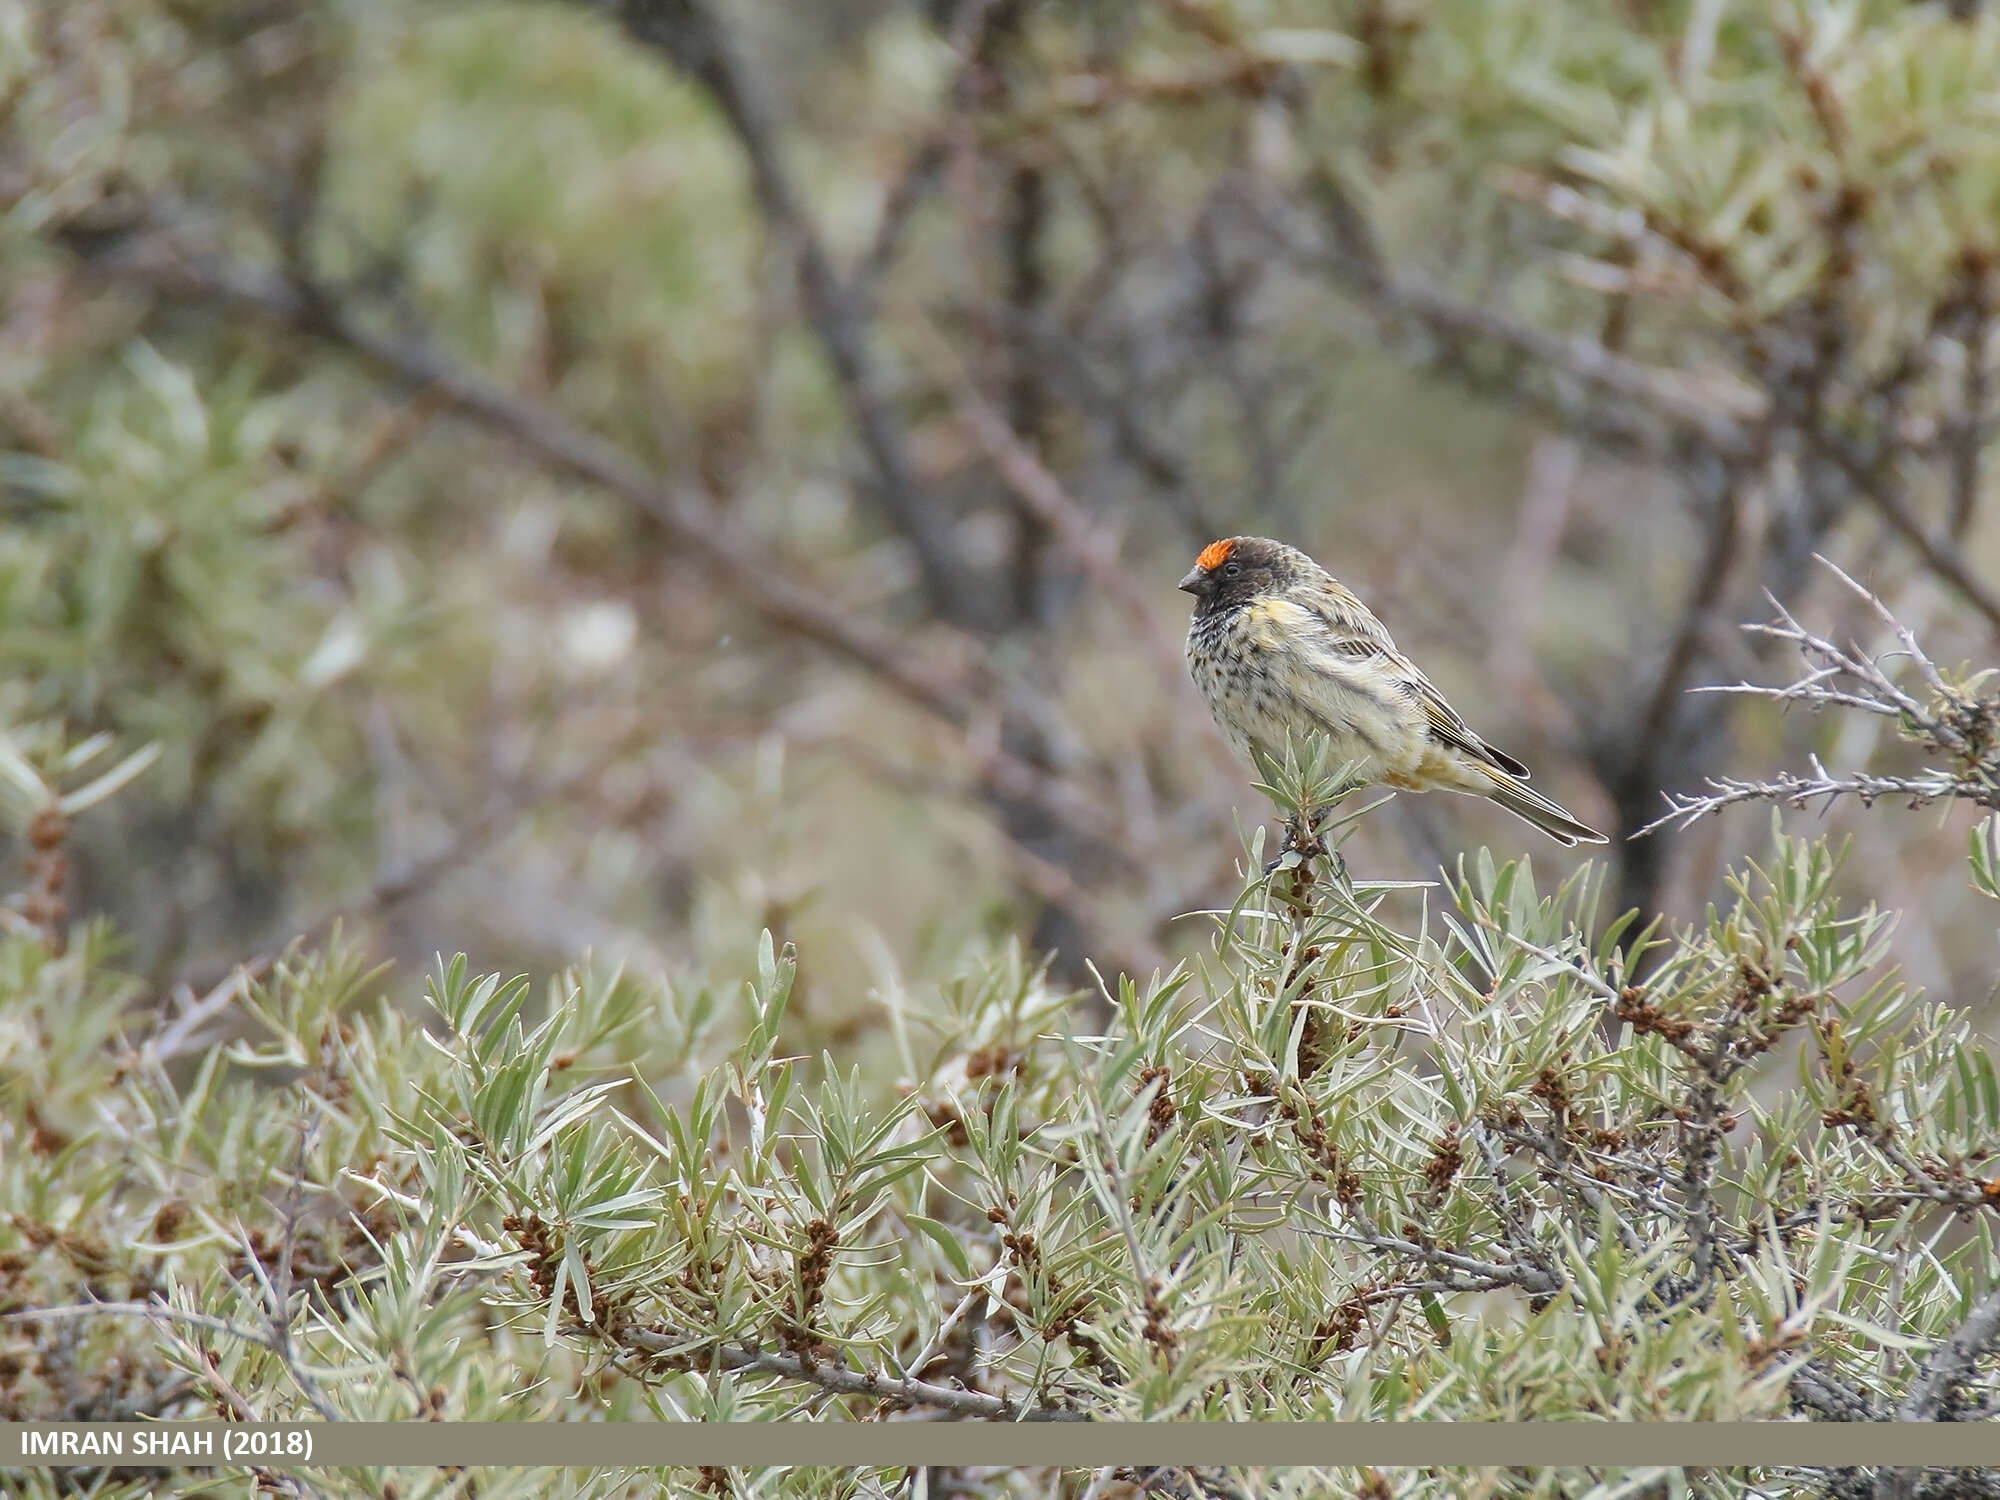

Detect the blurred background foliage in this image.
[6,0,2000,1037]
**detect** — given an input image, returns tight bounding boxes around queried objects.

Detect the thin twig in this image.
[143,960,270,1063]
[909,314,1193,693]
[1644,558,2000,832]
[615,1325,1083,1421]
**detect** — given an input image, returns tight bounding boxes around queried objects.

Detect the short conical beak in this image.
[1177,567,1206,594]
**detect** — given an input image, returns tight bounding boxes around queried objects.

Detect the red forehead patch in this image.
[1196,538,1235,571]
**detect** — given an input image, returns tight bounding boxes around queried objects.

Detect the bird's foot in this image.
[1264,809,1345,885]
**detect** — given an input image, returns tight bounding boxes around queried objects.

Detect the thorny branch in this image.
[1646,557,2000,833]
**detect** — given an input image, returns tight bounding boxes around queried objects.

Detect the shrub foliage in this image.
[8,691,2000,1496]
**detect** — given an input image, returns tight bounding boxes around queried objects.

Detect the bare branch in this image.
[13,1299,290,1350]
[1305,1217,1564,1298]
[595,0,970,614]
[1816,439,2000,635]
[909,316,1191,691]
[63,227,1145,871]
[1947,267,1990,543]
[1643,760,1997,835]
[1788,1357,1878,1421]
[1270,160,1764,457]
[616,1324,1085,1421]
[1645,558,2000,832]
[1877,1289,2000,1500]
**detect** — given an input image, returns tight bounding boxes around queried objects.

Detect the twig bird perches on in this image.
[1180,536,1606,847]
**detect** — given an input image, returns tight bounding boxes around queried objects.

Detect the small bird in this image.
[1180,536,1606,847]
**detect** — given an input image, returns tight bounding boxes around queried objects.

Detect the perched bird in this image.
[1180,536,1606,847]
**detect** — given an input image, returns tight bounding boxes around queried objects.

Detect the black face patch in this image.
[1200,568,1271,613]
[1189,540,1282,611]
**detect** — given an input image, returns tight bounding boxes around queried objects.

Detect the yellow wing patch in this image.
[1240,594,1314,647]
[1244,595,1380,661]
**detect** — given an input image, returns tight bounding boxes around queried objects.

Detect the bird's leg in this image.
[1263,809,1312,876]
[1264,805,1347,886]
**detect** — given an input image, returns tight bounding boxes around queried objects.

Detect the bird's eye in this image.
[1223,561,1242,578]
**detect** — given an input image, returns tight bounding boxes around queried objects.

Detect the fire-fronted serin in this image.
[1180,537,1606,847]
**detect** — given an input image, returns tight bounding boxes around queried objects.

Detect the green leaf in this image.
[902,1214,974,1280]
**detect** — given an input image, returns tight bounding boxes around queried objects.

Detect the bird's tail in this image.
[1482,775,1608,847]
